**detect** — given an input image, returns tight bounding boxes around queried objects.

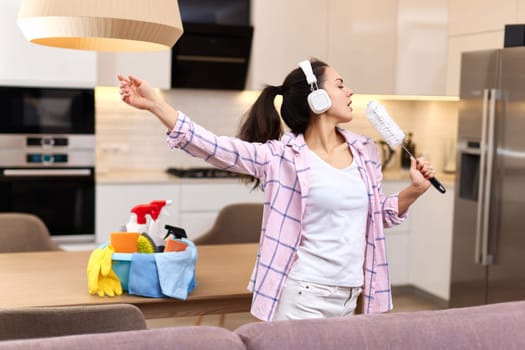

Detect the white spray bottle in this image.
[125,204,152,234]
[148,199,173,246]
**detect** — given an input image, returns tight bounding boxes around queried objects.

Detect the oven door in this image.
[0,167,95,242]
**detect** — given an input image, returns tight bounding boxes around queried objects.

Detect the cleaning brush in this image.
[136,233,157,253]
[364,100,446,194]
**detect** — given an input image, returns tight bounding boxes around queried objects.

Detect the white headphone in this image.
[298,60,332,114]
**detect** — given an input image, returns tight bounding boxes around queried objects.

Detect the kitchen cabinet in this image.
[96,181,263,243]
[248,0,328,89]
[96,183,180,243]
[383,179,455,295]
[409,184,455,300]
[96,51,171,89]
[250,0,447,95]
[0,0,96,87]
[445,0,521,96]
[383,180,412,286]
[178,182,264,239]
[394,0,448,96]
[448,0,518,36]
[326,0,398,94]
[445,32,504,96]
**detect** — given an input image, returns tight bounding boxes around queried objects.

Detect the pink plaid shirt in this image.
[167,112,407,321]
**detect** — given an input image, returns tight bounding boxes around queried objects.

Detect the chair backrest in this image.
[0,304,147,340]
[0,212,61,253]
[194,203,263,245]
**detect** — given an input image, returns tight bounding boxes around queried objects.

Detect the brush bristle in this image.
[364,100,405,149]
[136,233,157,253]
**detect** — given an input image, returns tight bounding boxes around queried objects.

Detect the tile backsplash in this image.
[96,87,458,173]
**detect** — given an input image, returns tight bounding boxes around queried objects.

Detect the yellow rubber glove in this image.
[87,244,122,297]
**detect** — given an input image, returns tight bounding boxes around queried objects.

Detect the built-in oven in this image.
[0,135,95,242]
[0,86,96,243]
[0,86,94,134]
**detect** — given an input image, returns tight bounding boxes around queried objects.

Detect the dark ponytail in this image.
[238,85,283,143]
[237,58,329,189]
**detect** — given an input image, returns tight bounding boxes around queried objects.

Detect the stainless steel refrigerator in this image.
[450,47,525,307]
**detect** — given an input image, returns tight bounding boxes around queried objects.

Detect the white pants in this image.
[272,278,362,321]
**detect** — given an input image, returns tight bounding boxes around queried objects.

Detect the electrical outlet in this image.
[100,143,129,154]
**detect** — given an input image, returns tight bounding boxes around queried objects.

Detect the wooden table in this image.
[1,243,258,319]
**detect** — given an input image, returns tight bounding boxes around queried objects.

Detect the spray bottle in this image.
[125,204,153,234]
[148,200,173,246]
[163,224,188,252]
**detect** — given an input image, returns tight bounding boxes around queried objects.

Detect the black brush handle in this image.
[401,145,446,194]
[429,176,446,194]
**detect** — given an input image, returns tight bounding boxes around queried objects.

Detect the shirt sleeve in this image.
[166,111,270,179]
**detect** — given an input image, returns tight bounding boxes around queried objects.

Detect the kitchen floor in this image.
[145,287,447,331]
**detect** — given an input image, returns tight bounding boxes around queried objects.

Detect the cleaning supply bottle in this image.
[125,204,153,234]
[148,200,173,246]
[401,132,416,169]
[163,224,188,252]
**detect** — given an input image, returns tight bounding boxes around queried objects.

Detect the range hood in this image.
[171,23,253,90]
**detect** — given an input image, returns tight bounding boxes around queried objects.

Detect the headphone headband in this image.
[298,60,318,86]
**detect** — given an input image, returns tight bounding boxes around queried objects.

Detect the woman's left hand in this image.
[409,156,434,193]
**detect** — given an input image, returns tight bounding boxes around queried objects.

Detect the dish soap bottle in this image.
[401,132,415,169]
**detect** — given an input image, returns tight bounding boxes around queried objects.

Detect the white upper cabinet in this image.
[394,0,448,96]
[446,32,504,96]
[0,0,96,87]
[448,0,518,35]
[520,0,525,21]
[445,0,521,96]
[249,0,448,96]
[327,0,398,95]
[96,51,172,89]
[248,0,329,89]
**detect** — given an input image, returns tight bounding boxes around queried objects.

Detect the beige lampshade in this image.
[17,0,184,52]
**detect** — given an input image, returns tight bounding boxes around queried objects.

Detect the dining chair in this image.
[193,203,263,245]
[0,304,147,340]
[0,212,62,253]
[192,202,263,327]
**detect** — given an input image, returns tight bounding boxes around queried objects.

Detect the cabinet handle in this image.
[3,169,91,176]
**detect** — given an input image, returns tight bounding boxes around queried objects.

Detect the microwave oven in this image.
[0,86,94,134]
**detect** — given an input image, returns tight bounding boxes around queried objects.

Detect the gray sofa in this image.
[0,301,524,350]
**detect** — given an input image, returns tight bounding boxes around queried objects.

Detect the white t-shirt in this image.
[288,150,368,287]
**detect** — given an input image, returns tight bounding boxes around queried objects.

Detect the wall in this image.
[95,88,458,174]
[96,88,259,172]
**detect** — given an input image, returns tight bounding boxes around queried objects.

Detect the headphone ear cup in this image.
[307,89,332,114]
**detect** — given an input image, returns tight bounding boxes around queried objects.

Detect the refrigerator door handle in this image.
[475,89,490,264]
[481,89,498,266]
[475,89,497,265]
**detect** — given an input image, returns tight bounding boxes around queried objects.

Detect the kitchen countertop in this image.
[96,170,245,185]
[97,169,456,186]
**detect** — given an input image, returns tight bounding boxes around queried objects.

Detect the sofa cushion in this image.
[0,326,245,350]
[235,301,525,350]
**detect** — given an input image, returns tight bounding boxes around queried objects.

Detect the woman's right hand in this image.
[118,74,179,130]
[118,74,160,111]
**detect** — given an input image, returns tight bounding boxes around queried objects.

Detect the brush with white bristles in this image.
[365,100,446,194]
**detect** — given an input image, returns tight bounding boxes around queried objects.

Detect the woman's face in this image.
[319,67,354,123]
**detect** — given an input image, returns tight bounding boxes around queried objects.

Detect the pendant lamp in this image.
[17,0,184,52]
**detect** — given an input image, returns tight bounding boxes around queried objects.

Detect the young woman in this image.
[118,58,435,321]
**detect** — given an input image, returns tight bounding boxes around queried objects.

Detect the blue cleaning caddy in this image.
[112,238,197,300]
